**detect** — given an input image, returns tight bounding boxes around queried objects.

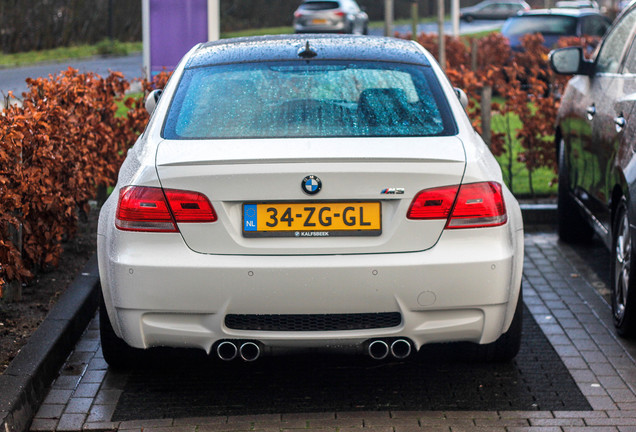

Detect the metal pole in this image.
[411,1,418,41]
[437,0,445,70]
[384,0,394,37]
[208,0,220,41]
[451,0,459,36]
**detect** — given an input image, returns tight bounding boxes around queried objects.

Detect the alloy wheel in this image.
[614,210,631,324]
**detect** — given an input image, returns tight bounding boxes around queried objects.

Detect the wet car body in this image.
[551,2,636,335]
[460,0,530,22]
[97,35,524,368]
[293,0,368,34]
[502,8,611,51]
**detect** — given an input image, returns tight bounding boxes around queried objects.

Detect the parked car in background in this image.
[550,1,636,336]
[555,0,600,9]
[502,8,611,51]
[460,0,530,22]
[97,34,525,369]
[293,0,368,34]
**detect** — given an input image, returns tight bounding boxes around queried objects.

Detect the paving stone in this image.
[80,370,107,384]
[53,375,82,390]
[473,419,529,427]
[337,411,390,419]
[394,427,442,432]
[142,427,196,432]
[35,404,65,419]
[82,421,121,430]
[553,412,607,419]
[498,412,554,419]
[29,418,59,431]
[507,428,561,432]
[562,428,618,432]
[93,389,122,405]
[87,404,117,423]
[42,389,74,405]
[57,413,87,431]
[65,398,93,415]
[529,418,586,426]
[172,417,228,426]
[118,419,174,429]
[73,383,100,398]
[283,413,336,421]
[362,418,415,427]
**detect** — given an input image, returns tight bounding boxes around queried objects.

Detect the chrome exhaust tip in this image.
[368,340,389,360]
[239,342,261,362]
[390,339,412,359]
[216,341,238,361]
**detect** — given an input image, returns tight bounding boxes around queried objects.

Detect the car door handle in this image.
[586,104,596,121]
[615,115,626,133]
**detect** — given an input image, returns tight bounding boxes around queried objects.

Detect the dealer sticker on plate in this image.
[243,202,381,237]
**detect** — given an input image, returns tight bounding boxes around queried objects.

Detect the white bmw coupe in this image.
[97,35,524,368]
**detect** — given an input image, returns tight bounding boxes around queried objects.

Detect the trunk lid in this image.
[155,137,466,255]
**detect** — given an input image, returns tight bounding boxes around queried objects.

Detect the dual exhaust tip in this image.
[216,338,412,361]
[368,338,412,360]
[216,341,261,362]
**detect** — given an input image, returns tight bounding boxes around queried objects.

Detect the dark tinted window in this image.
[596,8,636,73]
[502,15,577,36]
[300,1,339,10]
[163,61,456,139]
[581,16,610,37]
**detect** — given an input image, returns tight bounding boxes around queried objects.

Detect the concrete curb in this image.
[520,202,557,226]
[0,255,100,432]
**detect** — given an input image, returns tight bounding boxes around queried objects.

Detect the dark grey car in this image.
[502,8,611,51]
[293,0,368,34]
[550,2,636,336]
[460,0,530,22]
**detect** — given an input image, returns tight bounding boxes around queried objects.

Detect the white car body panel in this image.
[97,36,524,360]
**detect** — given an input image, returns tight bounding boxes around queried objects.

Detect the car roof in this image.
[516,7,603,16]
[186,35,431,69]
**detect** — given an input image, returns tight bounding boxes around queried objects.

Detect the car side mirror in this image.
[455,88,468,109]
[145,89,163,115]
[549,47,593,76]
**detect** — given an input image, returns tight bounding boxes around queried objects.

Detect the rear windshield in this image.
[163,61,456,140]
[300,1,340,10]
[501,15,578,35]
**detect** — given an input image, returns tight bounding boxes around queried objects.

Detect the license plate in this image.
[243,202,381,238]
[311,18,328,24]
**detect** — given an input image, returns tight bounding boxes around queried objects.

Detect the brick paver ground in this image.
[30,231,636,431]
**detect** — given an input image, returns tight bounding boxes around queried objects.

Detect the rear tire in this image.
[471,285,523,362]
[611,200,636,337]
[100,290,145,369]
[557,140,594,243]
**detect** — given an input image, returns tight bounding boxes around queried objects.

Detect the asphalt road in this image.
[0,20,504,98]
[0,53,145,97]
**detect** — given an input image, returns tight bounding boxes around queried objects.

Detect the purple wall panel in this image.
[150,0,208,76]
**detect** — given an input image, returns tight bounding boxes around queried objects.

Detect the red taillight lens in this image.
[407,185,459,220]
[407,182,507,229]
[447,182,506,229]
[116,186,216,232]
[164,189,217,223]
[294,11,302,18]
[334,10,345,16]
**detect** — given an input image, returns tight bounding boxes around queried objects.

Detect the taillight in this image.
[116,186,216,232]
[294,11,302,18]
[334,10,345,16]
[407,182,507,229]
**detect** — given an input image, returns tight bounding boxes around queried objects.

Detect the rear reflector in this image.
[407,182,507,229]
[116,186,216,232]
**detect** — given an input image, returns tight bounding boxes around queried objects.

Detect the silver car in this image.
[294,0,369,34]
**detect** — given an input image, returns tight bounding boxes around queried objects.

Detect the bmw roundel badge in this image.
[302,175,322,195]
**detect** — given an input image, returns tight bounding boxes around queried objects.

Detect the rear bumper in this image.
[97,223,524,354]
